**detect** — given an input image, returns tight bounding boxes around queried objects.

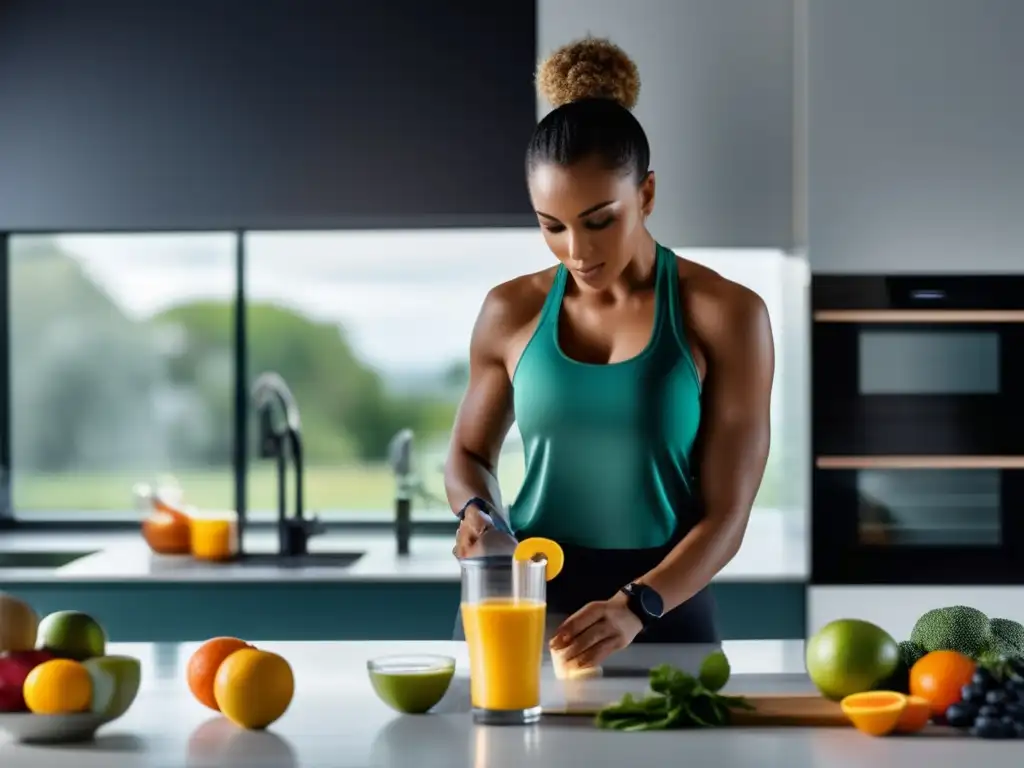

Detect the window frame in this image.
[0,227,460,536]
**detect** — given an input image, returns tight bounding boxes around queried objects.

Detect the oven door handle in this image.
[816,456,1024,470]
[814,310,1024,323]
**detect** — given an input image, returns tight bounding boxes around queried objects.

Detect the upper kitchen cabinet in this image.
[808,0,1024,273]
[0,0,536,231]
[538,0,797,250]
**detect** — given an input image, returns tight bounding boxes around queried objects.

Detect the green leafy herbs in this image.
[594,651,753,732]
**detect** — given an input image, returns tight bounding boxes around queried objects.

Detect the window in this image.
[9,233,237,515]
[7,231,808,543]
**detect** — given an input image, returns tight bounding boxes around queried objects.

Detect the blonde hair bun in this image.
[536,37,641,110]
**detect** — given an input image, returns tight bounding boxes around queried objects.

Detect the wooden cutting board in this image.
[543,692,850,727]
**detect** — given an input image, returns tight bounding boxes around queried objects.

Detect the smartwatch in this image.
[620,583,664,629]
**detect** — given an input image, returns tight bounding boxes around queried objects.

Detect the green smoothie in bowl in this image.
[367,655,456,714]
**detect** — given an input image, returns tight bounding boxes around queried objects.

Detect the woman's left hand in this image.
[549,595,643,668]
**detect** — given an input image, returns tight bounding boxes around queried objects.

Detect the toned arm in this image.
[443,288,517,525]
[639,276,775,612]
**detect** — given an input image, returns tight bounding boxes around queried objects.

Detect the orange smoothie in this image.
[461,598,546,710]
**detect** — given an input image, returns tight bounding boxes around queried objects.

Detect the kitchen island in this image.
[0,640,1014,767]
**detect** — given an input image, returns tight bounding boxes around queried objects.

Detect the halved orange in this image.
[513,537,564,581]
[894,695,931,734]
[840,690,908,737]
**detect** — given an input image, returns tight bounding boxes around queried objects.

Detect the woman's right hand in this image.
[453,505,493,559]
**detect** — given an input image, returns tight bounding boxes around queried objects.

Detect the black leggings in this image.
[452,539,719,643]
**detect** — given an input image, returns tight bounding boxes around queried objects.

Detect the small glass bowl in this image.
[367,655,456,714]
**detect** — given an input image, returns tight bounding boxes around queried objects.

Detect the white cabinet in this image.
[808,0,1024,273]
[539,0,797,250]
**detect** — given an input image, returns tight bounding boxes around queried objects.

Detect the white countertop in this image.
[0,512,807,583]
[0,639,1013,767]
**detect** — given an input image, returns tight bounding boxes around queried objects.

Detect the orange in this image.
[187,637,253,711]
[840,691,907,736]
[513,537,564,581]
[213,648,294,729]
[909,650,976,716]
[894,695,931,734]
[23,658,92,715]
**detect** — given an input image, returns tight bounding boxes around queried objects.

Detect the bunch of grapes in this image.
[945,657,1024,739]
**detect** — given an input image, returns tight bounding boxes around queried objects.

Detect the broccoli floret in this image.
[987,618,1024,658]
[909,606,991,657]
[978,648,1006,667]
[898,640,926,668]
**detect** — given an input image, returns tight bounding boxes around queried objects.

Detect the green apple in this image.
[83,655,141,719]
[36,610,107,660]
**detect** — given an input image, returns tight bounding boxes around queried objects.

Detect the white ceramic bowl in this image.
[0,711,114,744]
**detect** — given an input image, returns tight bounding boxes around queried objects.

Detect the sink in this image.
[234,552,365,569]
[0,551,97,569]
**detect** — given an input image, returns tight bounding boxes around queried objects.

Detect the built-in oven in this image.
[812,275,1024,585]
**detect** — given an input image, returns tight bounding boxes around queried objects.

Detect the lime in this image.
[698,650,731,692]
[805,619,899,701]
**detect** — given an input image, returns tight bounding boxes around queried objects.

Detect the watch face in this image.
[639,587,664,618]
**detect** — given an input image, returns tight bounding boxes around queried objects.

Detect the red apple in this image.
[0,650,56,712]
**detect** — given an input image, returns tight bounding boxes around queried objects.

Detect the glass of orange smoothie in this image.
[189,509,239,561]
[460,554,547,725]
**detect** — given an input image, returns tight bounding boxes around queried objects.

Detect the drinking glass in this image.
[189,509,239,561]
[460,554,547,725]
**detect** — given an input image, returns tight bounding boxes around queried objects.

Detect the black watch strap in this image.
[456,496,492,521]
[620,583,664,628]
[456,497,515,538]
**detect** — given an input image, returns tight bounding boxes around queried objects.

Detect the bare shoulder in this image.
[675,257,772,350]
[471,266,558,358]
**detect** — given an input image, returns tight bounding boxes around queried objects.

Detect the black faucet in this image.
[251,372,324,557]
[388,429,415,556]
[387,428,447,556]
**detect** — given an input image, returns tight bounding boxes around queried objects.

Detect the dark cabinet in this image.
[0,0,537,230]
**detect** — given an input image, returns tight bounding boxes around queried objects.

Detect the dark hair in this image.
[526,97,651,183]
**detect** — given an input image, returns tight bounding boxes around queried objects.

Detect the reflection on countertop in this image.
[0,510,806,583]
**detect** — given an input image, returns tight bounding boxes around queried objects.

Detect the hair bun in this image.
[536,37,641,110]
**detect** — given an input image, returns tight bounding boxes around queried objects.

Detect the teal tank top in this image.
[508,243,703,550]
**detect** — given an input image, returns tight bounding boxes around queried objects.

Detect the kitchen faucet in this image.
[387,428,445,556]
[251,372,324,557]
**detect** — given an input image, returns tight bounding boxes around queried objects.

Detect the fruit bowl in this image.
[0,654,142,744]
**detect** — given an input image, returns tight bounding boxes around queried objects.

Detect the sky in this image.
[42,230,801,375]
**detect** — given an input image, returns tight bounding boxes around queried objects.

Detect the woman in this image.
[445,38,774,670]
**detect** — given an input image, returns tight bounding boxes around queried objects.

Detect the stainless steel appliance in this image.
[811,275,1024,585]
